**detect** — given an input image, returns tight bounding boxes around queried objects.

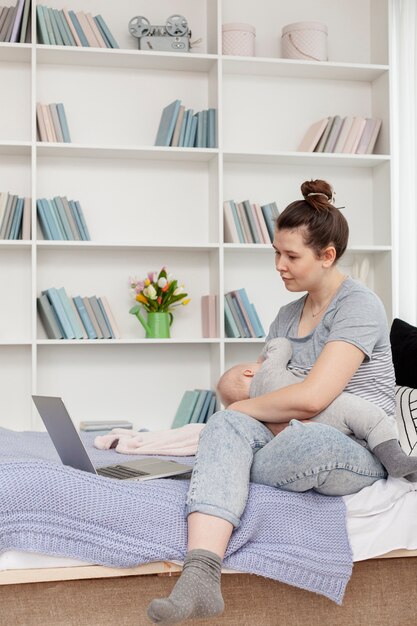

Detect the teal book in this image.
[251,303,265,337]
[260,203,276,242]
[37,294,63,339]
[188,114,198,147]
[242,200,261,244]
[55,9,75,46]
[95,15,119,49]
[98,297,114,339]
[195,111,204,148]
[51,198,71,240]
[189,390,210,424]
[48,8,63,45]
[57,287,85,339]
[4,196,18,239]
[230,293,251,337]
[9,197,24,240]
[178,109,189,147]
[43,7,56,45]
[223,295,240,338]
[89,296,112,338]
[155,100,181,147]
[56,103,71,143]
[208,108,217,148]
[205,394,217,421]
[72,200,91,240]
[43,287,75,339]
[68,10,89,47]
[183,109,194,147]
[36,199,53,239]
[94,16,111,48]
[41,198,65,239]
[36,6,49,44]
[60,196,81,240]
[73,296,97,339]
[225,292,245,337]
[196,390,213,424]
[228,200,245,243]
[171,390,200,428]
[237,288,264,338]
[19,0,31,43]
[202,109,208,148]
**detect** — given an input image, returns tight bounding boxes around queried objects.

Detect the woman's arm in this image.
[228,340,365,423]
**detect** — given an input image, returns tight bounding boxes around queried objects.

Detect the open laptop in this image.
[32,395,192,481]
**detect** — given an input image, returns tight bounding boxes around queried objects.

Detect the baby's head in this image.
[217,361,261,407]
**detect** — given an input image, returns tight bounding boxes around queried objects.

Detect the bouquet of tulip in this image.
[129,267,190,314]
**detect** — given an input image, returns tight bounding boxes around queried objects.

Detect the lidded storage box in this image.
[281,21,328,61]
[222,23,256,56]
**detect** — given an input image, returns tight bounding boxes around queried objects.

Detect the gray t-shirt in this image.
[266,277,396,417]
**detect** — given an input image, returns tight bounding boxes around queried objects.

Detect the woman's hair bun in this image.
[301,179,333,203]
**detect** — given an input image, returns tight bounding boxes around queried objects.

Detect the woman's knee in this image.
[202,410,272,445]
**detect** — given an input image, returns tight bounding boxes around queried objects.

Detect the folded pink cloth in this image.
[94,423,205,456]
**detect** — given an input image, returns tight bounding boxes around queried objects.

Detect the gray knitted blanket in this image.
[0,428,352,603]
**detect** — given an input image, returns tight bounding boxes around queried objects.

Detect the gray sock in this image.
[147,549,224,624]
[373,439,417,480]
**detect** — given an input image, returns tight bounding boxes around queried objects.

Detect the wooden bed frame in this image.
[1,550,416,625]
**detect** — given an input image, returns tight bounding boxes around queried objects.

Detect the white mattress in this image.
[1,476,416,571]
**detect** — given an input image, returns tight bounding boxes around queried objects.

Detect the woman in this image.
[148,179,396,624]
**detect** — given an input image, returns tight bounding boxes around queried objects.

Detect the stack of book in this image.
[37,287,121,340]
[171,389,217,428]
[298,116,382,154]
[155,100,218,148]
[36,102,71,143]
[0,192,31,240]
[36,196,90,240]
[224,199,279,244]
[36,5,119,48]
[224,288,265,339]
[0,0,31,43]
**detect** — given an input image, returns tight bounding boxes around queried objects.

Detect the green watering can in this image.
[130,305,173,338]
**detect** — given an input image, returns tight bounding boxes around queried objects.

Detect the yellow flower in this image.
[144,278,151,286]
[136,293,148,304]
[182,298,191,306]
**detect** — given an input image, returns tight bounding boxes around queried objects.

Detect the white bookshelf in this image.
[0,0,396,431]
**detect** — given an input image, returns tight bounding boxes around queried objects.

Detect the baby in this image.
[217,337,417,481]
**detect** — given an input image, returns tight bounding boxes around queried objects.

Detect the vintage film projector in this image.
[128,14,192,52]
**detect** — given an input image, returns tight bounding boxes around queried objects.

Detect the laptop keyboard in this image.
[97,465,150,479]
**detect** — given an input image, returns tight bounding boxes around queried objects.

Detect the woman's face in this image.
[273,228,324,292]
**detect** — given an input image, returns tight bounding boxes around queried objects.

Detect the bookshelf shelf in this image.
[0,0,396,431]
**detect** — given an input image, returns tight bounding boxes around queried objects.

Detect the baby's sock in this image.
[373,439,417,481]
[147,549,224,624]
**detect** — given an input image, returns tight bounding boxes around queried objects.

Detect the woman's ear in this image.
[321,245,336,267]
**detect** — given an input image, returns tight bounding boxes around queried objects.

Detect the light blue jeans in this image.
[186,410,387,527]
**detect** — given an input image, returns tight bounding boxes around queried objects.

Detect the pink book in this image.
[36,103,48,142]
[41,104,56,142]
[365,119,382,154]
[231,291,256,337]
[76,11,100,47]
[21,197,31,240]
[252,202,270,244]
[100,296,121,339]
[223,200,240,243]
[86,12,107,48]
[333,117,354,152]
[342,117,366,153]
[297,118,329,152]
[201,294,217,338]
[63,7,82,46]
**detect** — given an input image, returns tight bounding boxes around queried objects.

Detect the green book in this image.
[171,390,199,429]
[189,390,210,424]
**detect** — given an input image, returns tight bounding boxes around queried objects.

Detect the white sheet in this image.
[1,477,416,571]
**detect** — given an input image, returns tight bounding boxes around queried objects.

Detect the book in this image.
[333,116,354,152]
[229,292,251,337]
[207,108,217,148]
[225,292,246,337]
[94,15,119,49]
[342,117,366,153]
[43,287,75,339]
[60,196,81,239]
[68,10,89,47]
[2,195,17,239]
[89,296,112,338]
[21,197,31,240]
[36,198,53,239]
[314,116,335,152]
[171,390,200,428]
[36,103,48,142]
[205,394,217,422]
[189,389,210,423]
[195,111,204,148]
[40,198,64,239]
[0,192,9,236]
[56,103,71,143]
[10,0,25,43]
[188,114,198,148]
[251,303,265,337]
[242,200,261,244]
[196,390,213,424]
[19,0,31,44]
[48,9,63,45]
[252,202,271,244]
[41,103,56,142]
[62,7,81,46]
[76,11,99,47]
[57,287,85,339]
[5,2,18,42]
[9,197,24,239]
[86,12,106,48]
[79,420,133,431]
[72,200,91,240]
[223,295,240,338]
[55,9,75,46]
[178,109,189,147]
[365,118,382,154]
[228,200,245,243]
[49,103,64,143]
[183,108,194,147]
[202,109,208,148]
[100,296,121,339]
[97,297,115,338]
[73,295,98,339]
[51,197,70,240]
[236,201,253,243]
[0,7,14,42]
[69,297,88,339]
[223,200,240,243]
[297,117,329,152]
[323,115,343,152]
[43,7,57,45]
[236,288,264,338]
[37,294,63,339]
[83,296,103,338]
[155,100,181,147]
[171,105,185,147]
[201,294,217,338]
[232,290,256,337]
[260,203,276,242]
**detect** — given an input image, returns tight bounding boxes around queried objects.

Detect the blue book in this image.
[197,390,213,423]
[9,197,24,240]
[205,394,217,421]
[73,296,97,339]
[260,203,275,242]
[228,200,245,243]
[189,390,210,424]
[95,15,119,49]
[251,303,265,337]
[98,297,114,339]
[57,287,84,339]
[188,115,198,147]
[89,296,111,338]
[40,198,65,240]
[195,111,204,148]
[73,200,91,240]
[237,288,264,338]
[208,108,217,148]
[242,200,261,243]
[42,7,56,45]
[51,198,71,240]
[36,199,53,239]
[66,200,84,240]
[155,100,181,147]
[43,287,75,339]
[223,295,240,338]
[172,390,199,428]
[183,109,194,147]
[68,10,89,47]
[230,293,251,337]
[54,9,75,46]
[48,9,63,45]
[93,16,111,48]
[178,109,189,147]
[202,110,208,148]
[56,103,71,143]
[36,6,50,44]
